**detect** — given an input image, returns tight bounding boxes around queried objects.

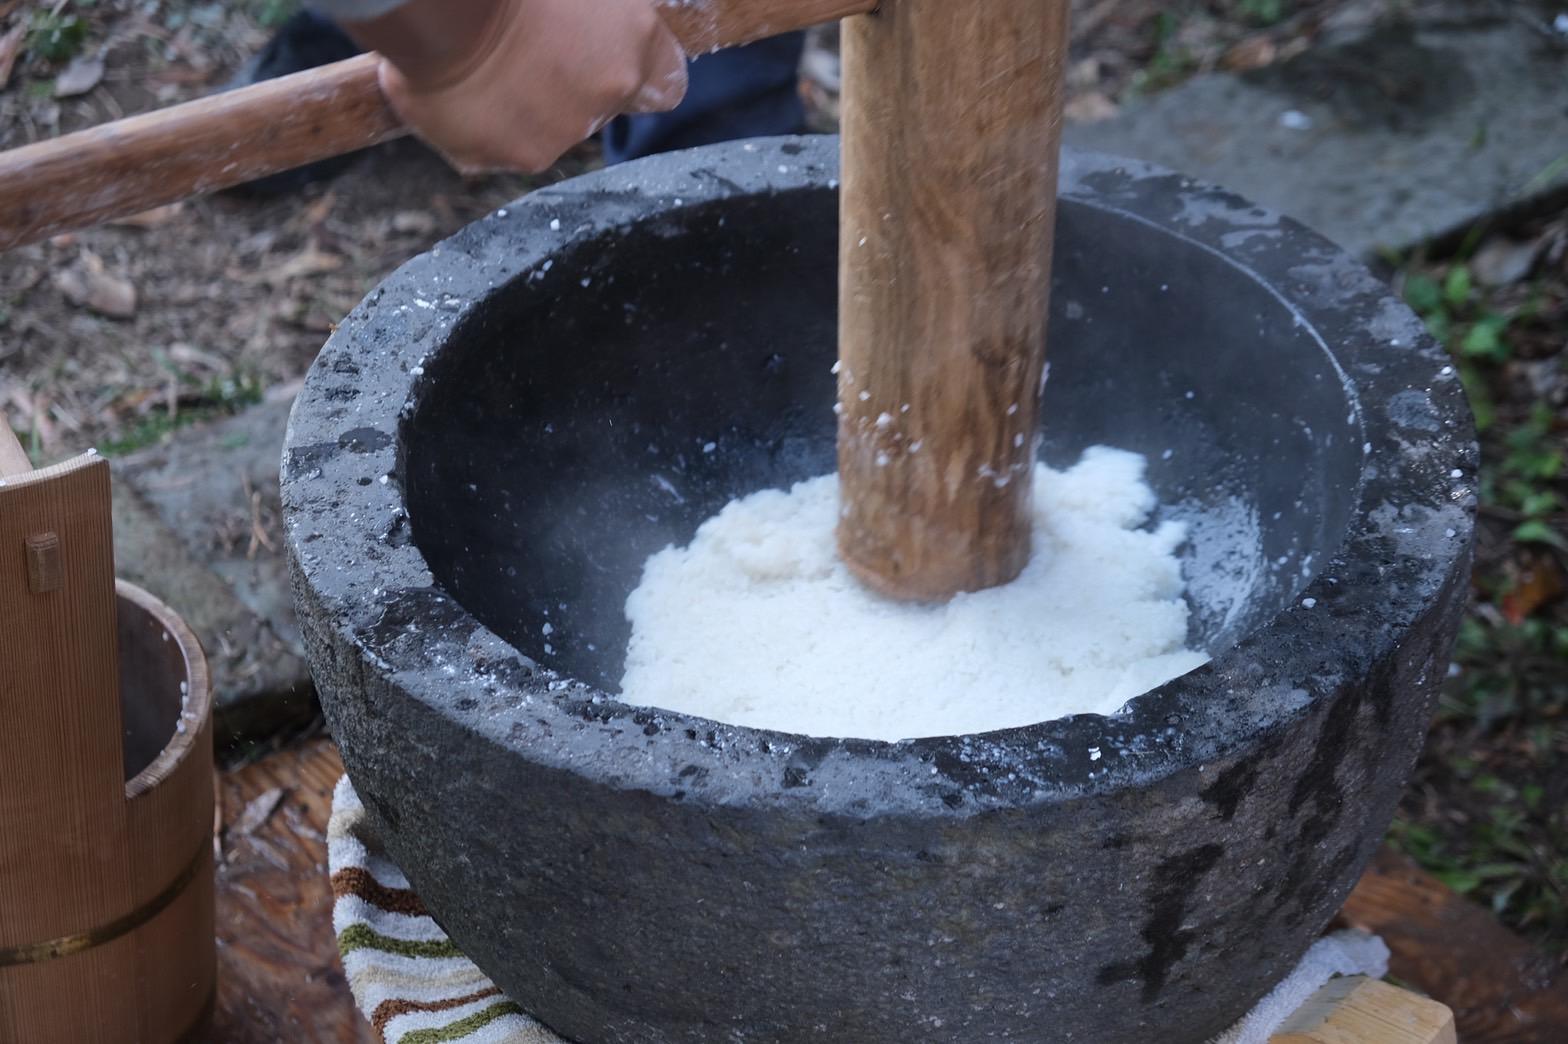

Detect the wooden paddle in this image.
[0,0,875,251]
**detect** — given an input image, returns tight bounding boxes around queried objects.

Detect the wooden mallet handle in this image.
[0,0,876,251]
[836,0,1070,601]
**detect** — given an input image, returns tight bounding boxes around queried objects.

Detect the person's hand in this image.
[347,0,688,174]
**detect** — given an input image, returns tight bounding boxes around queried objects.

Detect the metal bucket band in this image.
[0,839,207,967]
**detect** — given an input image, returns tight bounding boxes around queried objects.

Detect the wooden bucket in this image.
[0,446,216,1042]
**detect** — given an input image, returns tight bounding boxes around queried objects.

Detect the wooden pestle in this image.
[837,0,1070,601]
[0,0,877,251]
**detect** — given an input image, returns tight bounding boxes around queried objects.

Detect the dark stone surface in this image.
[1066,12,1568,258]
[284,139,1476,1042]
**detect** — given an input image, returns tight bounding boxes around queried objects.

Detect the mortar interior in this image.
[403,186,1364,709]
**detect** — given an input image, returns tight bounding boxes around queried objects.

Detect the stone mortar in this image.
[284,138,1476,1042]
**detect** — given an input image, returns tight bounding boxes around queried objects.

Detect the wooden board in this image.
[1338,847,1568,1043]
[215,739,1567,1043]
[1273,976,1455,1044]
[213,741,372,1043]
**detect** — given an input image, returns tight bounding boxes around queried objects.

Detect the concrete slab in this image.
[118,397,298,648]
[1067,15,1568,258]
[113,479,313,742]
[113,396,315,743]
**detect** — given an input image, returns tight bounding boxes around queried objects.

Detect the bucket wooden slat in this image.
[120,582,216,1042]
[0,442,215,1041]
[0,453,136,1043]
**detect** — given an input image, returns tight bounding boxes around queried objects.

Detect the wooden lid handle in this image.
[0,0,875,251]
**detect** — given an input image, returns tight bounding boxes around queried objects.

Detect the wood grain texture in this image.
[1272,976,1456,1044]
[836,0,1071,600]
[1338,846,1568,1044]
[0,0,876,251]
[0,454,133,1042]
[213,740,372,1043]
[24,533,62,594]
[0,458,216,1042]
[0,54,397,251]
[657,0,874,54]
[118,581,217,1043]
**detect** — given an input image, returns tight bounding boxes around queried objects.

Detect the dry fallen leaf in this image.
[55,250,138,319]
[167,342,229,373]
[0,24,25,91]
[800,44,841,93]
[296,190,338,231]
[1064,92,1120,124]
[251,242,344,287]
[109,203,185,230]
[1471,235,1544,288]
[232,786,286,837]
[149,63,219,88]
[54,54,106,98]
[1219,36,1278,73]
[1501,562,1565,625]
[8,388,55,453]
[391,210,437,237]
[1066,56,1103,90]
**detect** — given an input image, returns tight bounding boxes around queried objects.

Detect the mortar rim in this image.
[283,137,1476,816]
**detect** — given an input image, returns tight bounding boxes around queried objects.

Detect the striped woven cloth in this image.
[329,776,564,1044]
[329,775,1388,1044]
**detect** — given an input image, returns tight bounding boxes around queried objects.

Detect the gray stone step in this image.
[112,396,314,744]
[1067,14,1568,259]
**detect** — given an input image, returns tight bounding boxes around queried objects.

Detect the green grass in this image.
[1233,0,1292,27]
[1129,10,1201,96]
[250,0,301,29]
[97,375,265,457]
[1391,246,1568,956]
[25,11,89,64]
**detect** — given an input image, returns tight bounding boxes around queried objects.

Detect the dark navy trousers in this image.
[602,31,806,163]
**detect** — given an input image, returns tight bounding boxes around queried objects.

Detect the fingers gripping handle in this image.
[0,0,877,251]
